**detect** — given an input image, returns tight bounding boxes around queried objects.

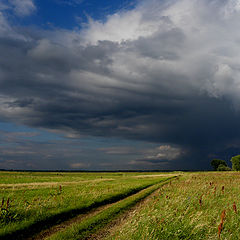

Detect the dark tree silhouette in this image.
[211,159,227,171]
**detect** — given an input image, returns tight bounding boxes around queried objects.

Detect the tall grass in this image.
[105,172,240,240]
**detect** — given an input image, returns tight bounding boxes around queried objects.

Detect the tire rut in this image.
[85,176,180,240]
[28,202,115,240]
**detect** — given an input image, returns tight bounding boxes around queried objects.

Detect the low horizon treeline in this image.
[211,155,240,171]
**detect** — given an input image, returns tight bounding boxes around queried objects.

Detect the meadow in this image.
[105,172,240,240]
[0,171,174,239]
[1,171,239,240]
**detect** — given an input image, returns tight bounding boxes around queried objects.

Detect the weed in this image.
[0,198,18,224]
[233,202,237,213]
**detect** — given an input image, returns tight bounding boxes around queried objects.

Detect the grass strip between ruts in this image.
[48,176,177,240]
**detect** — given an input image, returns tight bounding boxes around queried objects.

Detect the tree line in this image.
[211,155,240,171]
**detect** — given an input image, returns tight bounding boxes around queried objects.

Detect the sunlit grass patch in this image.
[105,173,240,240]
[0,171,172,239]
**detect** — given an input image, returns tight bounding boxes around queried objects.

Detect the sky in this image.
[0,0,240,170]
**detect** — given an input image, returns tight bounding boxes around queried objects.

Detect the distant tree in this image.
[217,164,231,171]
[211,159,227,171]
[231,155,240,171]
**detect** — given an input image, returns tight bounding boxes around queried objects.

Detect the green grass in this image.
[3,171,239,240]
[105,172,240,240]
[47,177,175,240]
[0,171,174,239]
[0,171,173,184]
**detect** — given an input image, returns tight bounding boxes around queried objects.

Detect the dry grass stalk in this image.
[214,186,217,195]
[221,210,226,223]
[218,209,226,238]
[6,198,10,210]
[1,198,4,209]
[218,222,223,238]
[233,202,237,213]
[199,196,202,206]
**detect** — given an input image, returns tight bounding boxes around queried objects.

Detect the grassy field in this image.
[47,178,174,240]
[0,171,174,239]
[105,172,240,240]
[2,171,239,240]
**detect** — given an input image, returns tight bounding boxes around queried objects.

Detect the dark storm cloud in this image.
[1,0,240,169]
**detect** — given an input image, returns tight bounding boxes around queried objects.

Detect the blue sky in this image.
[5,0,137,29]
[0,0,240,170]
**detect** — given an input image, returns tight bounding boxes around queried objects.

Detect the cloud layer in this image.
[1,0,240,169]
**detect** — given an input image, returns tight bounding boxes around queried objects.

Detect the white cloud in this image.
[0,12,11,33]
[0,0,35,38]
[223,0,240,17]
[145,145,184,161]
[104,1,240,106]
[0,8,30,40]
[81,8,162,45]
[9,0,36,17]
